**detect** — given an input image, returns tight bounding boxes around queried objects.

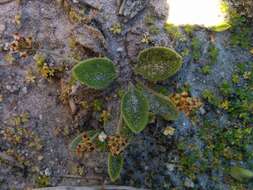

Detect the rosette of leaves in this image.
[70,46,182,182]
[72,57,117,90]
[134,47,182,82]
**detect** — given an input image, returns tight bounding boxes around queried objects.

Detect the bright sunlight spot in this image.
[167,0,226,27]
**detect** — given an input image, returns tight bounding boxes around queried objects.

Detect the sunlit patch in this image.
[167,0,226,27]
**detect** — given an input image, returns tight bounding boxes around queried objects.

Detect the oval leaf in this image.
[230,166,253,182]
[139,85,179,121]
[211,22,231,32]
[69,133,84,152]
[108,153,124,182]
[135,47,182,82]
[72,58,117,90]
[121,87,149,133]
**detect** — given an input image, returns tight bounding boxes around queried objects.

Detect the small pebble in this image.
[199,107,206,115]
[22,87,28,94]
[166,163,175,171]
[38,155,44,161]
[44,168,51,176]
[184,178,194,188]
[98,131,107,142]
[116,47,124,52]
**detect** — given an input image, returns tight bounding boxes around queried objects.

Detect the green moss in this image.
[148,25,160,35]
[183,24,196,36]
[144,15,156,26]
[202,62,253,125]
[208,44,219,64]
[202,89,221,107]
[164,23,183,40]
[201,65,212,75]
[191,37,201,62]
[229,12,252,49]
[35,175,50,188]
[232,74,240,84]
[219,81,233,96]
[177,116,253,182]
[93,99,103,112]
[135,47,183,82]
[145,15,160,35]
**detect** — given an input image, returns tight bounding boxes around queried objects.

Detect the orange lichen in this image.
[170,91,202,116]
[76,133,95,156]
[108,135,128,156]
[9,33,35,58]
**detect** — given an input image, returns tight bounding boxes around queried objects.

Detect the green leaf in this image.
[135,47,182,82]
[138,84,179,121]
[72,58,117,90]
[69,133,84,152]
[108,153,124,182]
[230,166,253,182]
[121,87,149,133]
[211,22,231,32]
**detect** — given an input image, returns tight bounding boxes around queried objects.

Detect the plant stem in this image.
[116,107,123,135]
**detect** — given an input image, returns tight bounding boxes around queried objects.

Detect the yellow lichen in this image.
[109,23,122,35]
[25,69,36,83]
[100,110,111,124]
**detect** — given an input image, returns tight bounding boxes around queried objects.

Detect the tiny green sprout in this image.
[201,65,212,75]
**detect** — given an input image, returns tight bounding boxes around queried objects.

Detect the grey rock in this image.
[184,177,195,188]
[150,0,169,18]
[73,25,107,54]
[119,0,148,20]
